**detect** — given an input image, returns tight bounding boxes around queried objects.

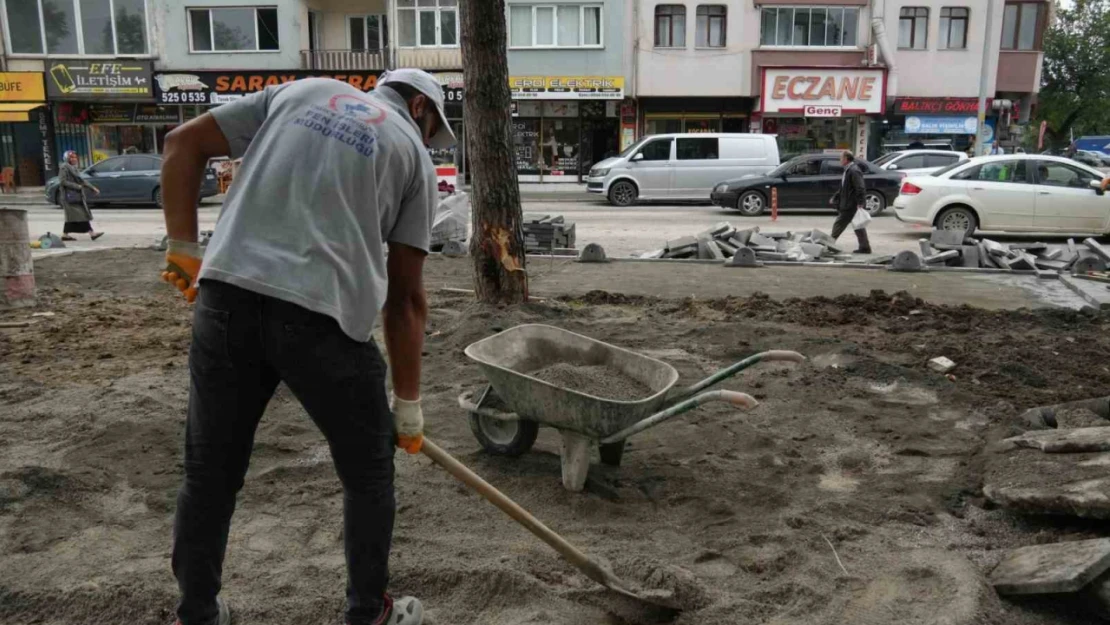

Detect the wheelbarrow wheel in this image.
[599,440,627,467]
[468,413,539,457]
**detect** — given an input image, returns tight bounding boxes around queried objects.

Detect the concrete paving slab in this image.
[990,538,1110,595]
[1004,427,1110,454]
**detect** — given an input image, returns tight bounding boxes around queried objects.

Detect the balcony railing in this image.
[301,49,391,71]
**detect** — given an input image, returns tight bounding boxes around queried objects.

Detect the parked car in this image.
[47,154,219,208]
[1076,150,1110,167]
[1072,151,1106,169]
[710,154,904,217]
[872,150,968,176]
[893,155,1110,238]
[586,133,780,206]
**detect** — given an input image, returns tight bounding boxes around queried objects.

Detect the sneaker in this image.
[366,595,423,625]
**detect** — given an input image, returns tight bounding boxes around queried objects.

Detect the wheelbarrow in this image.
[458,324,806,491]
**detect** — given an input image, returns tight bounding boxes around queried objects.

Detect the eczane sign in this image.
[762,68,886,115]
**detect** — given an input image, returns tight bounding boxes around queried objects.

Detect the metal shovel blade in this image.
[419,438,680,609]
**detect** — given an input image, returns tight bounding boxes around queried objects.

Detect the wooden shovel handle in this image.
[419,438,615,587]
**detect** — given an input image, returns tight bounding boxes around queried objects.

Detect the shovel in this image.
[420,438,676,608]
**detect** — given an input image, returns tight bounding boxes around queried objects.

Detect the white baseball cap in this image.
[378,68,457,150]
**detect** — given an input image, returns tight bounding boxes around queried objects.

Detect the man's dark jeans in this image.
[172,280,395,625]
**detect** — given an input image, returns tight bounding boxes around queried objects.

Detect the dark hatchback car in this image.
[47,154,219,208]
[711,154,905,217]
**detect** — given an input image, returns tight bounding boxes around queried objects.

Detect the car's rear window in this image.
[930,161,968,177]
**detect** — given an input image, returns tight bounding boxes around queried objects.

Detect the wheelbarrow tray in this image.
[464,324,680,439]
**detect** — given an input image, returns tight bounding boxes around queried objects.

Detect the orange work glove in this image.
[161,240,202,303]
[391,394,424,454]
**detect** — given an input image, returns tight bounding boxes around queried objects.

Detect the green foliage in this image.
[1035,0,1110,148]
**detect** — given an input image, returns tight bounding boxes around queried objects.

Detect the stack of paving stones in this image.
[523,214,577,254]
[644,222,852,263]
[912,230,1110,276]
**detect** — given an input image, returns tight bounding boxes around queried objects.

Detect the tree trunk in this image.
[460,0,528,305]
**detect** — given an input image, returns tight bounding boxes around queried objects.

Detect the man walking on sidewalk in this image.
[159,69,454,625]
[828,150,872,255]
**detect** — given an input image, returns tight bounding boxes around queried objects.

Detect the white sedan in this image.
[873,149,968,176]
[893,155,1110,237]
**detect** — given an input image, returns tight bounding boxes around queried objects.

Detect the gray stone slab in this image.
[697,235,724,260]
[727,246,761,267]
[1085,238,1110,263]
[700,221,732,237]
[982,239,1010,256]
[755,251,788,261]
[1005,254,1037,271]
[716,240,738,256]
[925,250,959,264]
[889,250,925,272]
[730,228,759,246]
[919,239,933,258]
[808,229,836,246]
[990,539,1110,595]
[748,232,777,248]
[1040,248,1064,261]
[1011,242,1049,251]
[800,242,825,258]
[1061,274,1110,310]
[979,243,1000,268]
[960,245,980,268]
[1036,269,1060,280]
[665,236,698,253]
[1035,259,1069,271]
[1069,238,1079,254]
[930,229,966,246]
[762,231,792,240]
[1004,427,1110,454]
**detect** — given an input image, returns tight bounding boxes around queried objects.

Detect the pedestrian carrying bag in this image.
[851,207,872,230]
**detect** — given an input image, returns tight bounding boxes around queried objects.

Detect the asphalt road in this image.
[21,196,1103,259]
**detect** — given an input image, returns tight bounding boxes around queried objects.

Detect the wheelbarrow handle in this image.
[670,350,806,402]
[600,390,759,444]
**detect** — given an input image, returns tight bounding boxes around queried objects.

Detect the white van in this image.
[586,133,780,206]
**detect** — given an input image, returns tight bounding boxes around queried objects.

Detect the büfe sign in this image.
[762,68,886,115]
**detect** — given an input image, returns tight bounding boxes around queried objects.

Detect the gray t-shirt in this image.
[200,78,437,342]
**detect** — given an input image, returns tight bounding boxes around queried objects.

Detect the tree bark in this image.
[460,0,528,305]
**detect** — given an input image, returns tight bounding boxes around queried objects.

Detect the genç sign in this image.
[762,67,887,115]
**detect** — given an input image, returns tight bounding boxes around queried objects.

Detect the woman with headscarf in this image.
[59,150,103,241]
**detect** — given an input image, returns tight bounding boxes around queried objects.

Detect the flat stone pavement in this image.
[424,256,1089,311]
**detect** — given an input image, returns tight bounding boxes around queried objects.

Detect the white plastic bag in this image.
[431,191,470,248]
[851,207,872,230]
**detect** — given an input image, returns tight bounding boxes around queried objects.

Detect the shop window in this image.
[645,118,682,135]
[677,137,718,160]
[508,3,601,48]
[1001,2,1042,51]
[541,118,579,173]
[189,7,279,52]
[4,0,149,55]
[695,6,726,48]
[759,7,858,47]
[638,138,673,161]
[397,0,458,47]
[349,15,388,51]
[939,7,969,50]
[899,7,928,50]
[655,5,685,48]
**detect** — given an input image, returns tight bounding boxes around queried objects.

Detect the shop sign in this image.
[904,116,979,135]
[46,60,153,99]
[762,68,885,115]
[154,70,384,105]
[804,105,842,118]
[59,103,182,124]
[509,76,623,100]
[892,97,988,115]
[0,72,45,102]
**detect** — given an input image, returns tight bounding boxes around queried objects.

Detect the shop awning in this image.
[0,102,45,122]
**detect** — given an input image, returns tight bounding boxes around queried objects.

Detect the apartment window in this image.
[899,7,928,49]
[509,4,602,48]
[696,5,725,48]
[189,7,279,52]
[4,0,149,55]
[655,5,685,48]
[398,0,457,47]
[1001,2,1042,51]
[349,15,388,51]
[759,7,858,47]
[939,7,969,49]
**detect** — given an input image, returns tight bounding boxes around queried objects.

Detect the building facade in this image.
[505,0,627,182]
